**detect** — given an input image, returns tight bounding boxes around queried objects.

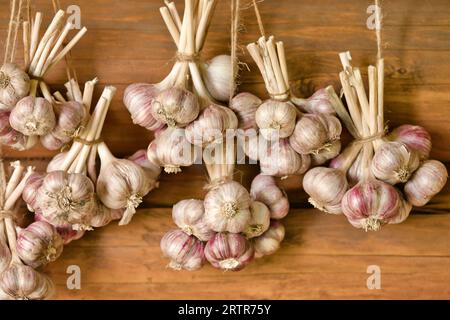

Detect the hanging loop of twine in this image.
[353,126,388,145]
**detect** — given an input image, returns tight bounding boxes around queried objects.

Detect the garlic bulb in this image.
[0,63,30,110]
[46,152,67,172]
[243,201,270,239]
[250,174,290,220]
[253,220,285,258]
[311,140,341,166]
[404,160,448,207]
[229,92,261,130]
[0,111,38,150]
[303,167,348,214]
[202,55,232,102]
[205,232,254,271]
[37,170,95,229]
[389,192,412,225]
[96,143,153,226]
[151,87,199,127]
[185,104,238,147]
[34,212,85,244]
[259,139,311,177]
[128,149,161,181]
[371,141,420,185]
[16,221,64,268]
[22,172,44,212]
[342,180,401,231]
[331,149,364,186]
[255,100,297,140]
[160,229,205,271]
[172,199,212,241]
[389,124,432,160]
[123,83,164,131]
[152,127,199,174]
[89,199,124,228]
[204,181,251,233]
[292,88,336,115]
[9,96,56,136]
[289,113,342,155]
[0,241,11,274]
[0,264,54,300]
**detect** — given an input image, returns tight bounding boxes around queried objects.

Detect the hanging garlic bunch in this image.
[172,199,212,241]
[250,174,290,219]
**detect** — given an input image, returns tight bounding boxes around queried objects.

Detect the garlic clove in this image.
[202,55,232,102]
[404,160,448,207]
[172,199,213,242]
[243,201,271,239]
[205,232,254,271]
[389,124,432,160]
[229,92,261,130]
[0,63,30,110]
[160,229,206,271]
[256,100,297,140]
[253,220,285,258]
[10,96,56,136]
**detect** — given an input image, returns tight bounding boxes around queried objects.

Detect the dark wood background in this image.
[0,0,449,299]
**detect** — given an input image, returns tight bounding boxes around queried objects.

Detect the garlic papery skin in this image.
[16,221,64,268]
[253,220,285,258]
[243,201,270,239]
[202,55,232,102]
[389,124,432,160]
[389,192,412,225]
[292,88,336,115]
[46,152,67,172]
[0,264,54,300]
[204,181,251,233]
[311,140,341,166]
[124,83,165,131]
[22,172,44,212]
[89,199,124,228]
[128,149,161,181]
[40,133,64,151]
[151,87,199,127]
[205,232,254,271]
[0,63,30,110]
[289,113,342,155]
[229,92,261,130]
[259,139,311,177]
[35,212,84,245]
[250,174,290,220]
[255,100,297,140]
[371,141,420,185]
[160,229,206,271]
[96,143,153,226]
[404,160,448,207]
[9,96,56,136]
[37,170,95,229]
[0,241,11,274]
[172,199,212,242]
[331,149,364,186]
[185,104,238,147]
[0,111,38,150]
[153,127,199,174]
[303,167,348,214]
[342,180,401,232]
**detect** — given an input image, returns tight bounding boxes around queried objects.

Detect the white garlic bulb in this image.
[37,170,96,229]
[128,149,161,181]
[0,63,30,110]
[172,199,212,241]
[89,199,124,228]
[35,211,85,245]
[310,140,341,166]
[202,55,232,102]
[243,201,271,239]
[229,92,261,130]
[371,141,420,185]
[0,111,38,150]
[389,124,432,160]
[253,220,285,258]
[389,191,412,225]
[204,181,251,233]
[404,160,448,207]
[46,152,67,172]
[250,174,290,220]
[151,87,199,127]
[160,229,206,271]
[255,100,297,140]
[303,167,348,214]
[9,96,56,136]
[292,88,336,115]
[16,221,64,268]
[22,172,44,212]
[96,143,153,226]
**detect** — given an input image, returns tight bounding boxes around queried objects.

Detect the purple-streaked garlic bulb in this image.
[22,172,44,212]
[205,232,254,271]
[34,212,85,244]
[202,55,232,102]
[255,100,297,140]
[151,87,199,127]
[0,264,54,300]
[253,220,285,258]
[16,221,64,268]
[389,191,412,225]
[303,167,348,214]
[96,143,153,226]
[123,83,164,131]
[289,113,341,156]
[37,170,95,230]
[389,124,432,160]
[292,88,336,115]
[250,174,290,220]
[128,149,161,181]
[229,92,261,130]
[0,111,37,150]
[243,201,271,239]
[204,181,251,233]
[404,160,448,207]
[9,96,55,136]
[160,229,206,271]
[172,199,212,241]
[0,63,30,110]
[342,180,401,231]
